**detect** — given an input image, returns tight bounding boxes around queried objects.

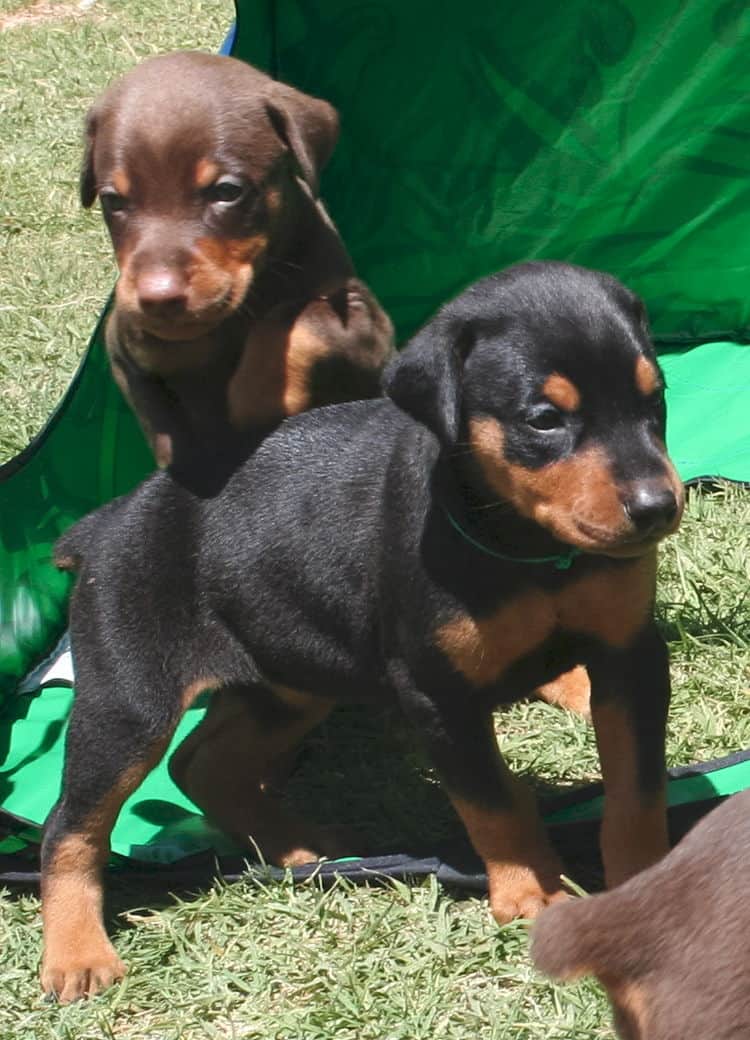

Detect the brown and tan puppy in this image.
[532,789,750,1039]
[83,51,393,486]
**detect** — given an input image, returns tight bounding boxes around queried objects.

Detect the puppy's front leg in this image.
[589,619,671,887]
[397,686,566,922]
[109,350,187,468]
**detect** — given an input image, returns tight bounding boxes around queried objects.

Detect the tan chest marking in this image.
[435,554,655,686]
[435,590,556,686]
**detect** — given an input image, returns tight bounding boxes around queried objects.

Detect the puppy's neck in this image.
[442,452,573,560]
[252,187,355,312]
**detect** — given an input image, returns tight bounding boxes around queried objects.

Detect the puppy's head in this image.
[82,52,339,342]
[385,262,684,557]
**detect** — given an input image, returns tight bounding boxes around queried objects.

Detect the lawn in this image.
[1,2,749,1038]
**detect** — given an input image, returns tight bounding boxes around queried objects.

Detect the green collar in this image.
[443,507,582,570]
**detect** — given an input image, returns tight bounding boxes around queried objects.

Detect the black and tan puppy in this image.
[83,51,393,482]
[532,789,750,1039]
[41,262,683,1000]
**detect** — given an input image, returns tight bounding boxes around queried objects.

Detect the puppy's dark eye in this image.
[204,177,247,205]
[100,191,128,216]
[527,405,565,431]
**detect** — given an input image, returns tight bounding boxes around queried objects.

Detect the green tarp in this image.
[1,0,749,863]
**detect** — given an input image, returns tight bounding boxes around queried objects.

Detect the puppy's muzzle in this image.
[136,267,189,321]
[623,484,679,538]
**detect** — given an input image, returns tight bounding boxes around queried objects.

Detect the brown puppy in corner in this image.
[532,789,750,1039]
[82,51,394,486]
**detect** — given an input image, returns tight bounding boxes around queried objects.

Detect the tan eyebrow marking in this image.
[111,169,131,196]
[194,159,220,189]
[635,355,660,396]
[542,373,581,412]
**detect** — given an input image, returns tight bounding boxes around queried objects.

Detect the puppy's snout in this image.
[136,268,188,316]
[623,485,678,536]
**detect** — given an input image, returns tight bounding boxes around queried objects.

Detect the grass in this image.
[1,2,749,1038]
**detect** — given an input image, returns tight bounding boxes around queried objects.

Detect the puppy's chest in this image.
[434,557,654,686]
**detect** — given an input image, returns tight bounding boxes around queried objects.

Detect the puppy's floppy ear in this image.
[80,105,99,208]
[383,315,474,445]
[265,83,339,196]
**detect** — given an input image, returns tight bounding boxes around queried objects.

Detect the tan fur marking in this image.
[265,187,282,214]
[451,781,566,922]
[436,591,556,685]
[190,234,268,313]
[536,665,591,716]
[283,323,335,414]
[635,355,660,396]
[436,557,654,688]
[41,834,125,1001]
[181,676,220,711]
[542,372,581,412]
[469,416,629,550]
[170,684,342,865]
[41,752,166,1000]
[111,169,130,197]
[557,552,656,648]
[592,699,668,887]
[227,302,342,429]
[194,158,220,189]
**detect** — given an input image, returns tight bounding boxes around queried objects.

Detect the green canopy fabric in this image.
[1,0,749,867]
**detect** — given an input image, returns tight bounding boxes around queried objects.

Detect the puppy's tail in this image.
[532,885,651,983]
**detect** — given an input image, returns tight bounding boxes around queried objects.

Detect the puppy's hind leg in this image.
[169,683,348,866]
[40,670,197,1002]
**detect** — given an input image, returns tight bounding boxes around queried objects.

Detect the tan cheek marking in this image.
[111,168,130,197]
[191,235,268,303]
[469,417,626,542]
[195,234,269,270]
[435,591,556,686]
[635,355,660,396]
[542,373,581,412]
[194,159,220,189]
[558,552,656,648]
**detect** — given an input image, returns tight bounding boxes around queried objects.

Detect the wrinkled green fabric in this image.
[1,0,750,861]
[236,0,750,345]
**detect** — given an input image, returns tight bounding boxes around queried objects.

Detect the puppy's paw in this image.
[276,823,365,867]
[41,939,126,1003]
[488,866,569,924]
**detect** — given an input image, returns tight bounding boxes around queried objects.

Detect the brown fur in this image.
[83,52,393,475]
[532,790,750,1039]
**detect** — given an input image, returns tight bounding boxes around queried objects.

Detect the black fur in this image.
[42,261,684,997]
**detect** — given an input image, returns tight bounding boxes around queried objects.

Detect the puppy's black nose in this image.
[137,269,188,314]
[624,486,678,535]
